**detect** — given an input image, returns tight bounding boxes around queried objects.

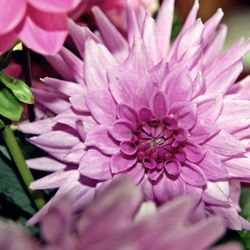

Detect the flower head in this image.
[0,0,81,55]
[0,178,242,250]
[21,0,250,229]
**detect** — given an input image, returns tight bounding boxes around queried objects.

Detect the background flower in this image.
[21,0,250,230]
[0,178,241,250]
[0,0,81,55]
[69,0,158,31]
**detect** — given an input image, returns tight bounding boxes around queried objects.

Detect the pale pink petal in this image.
[110,153,137,174]
[199,150,229,181]
[164,67,193,105]
[203,24,227,65]
[30,170,75,190]
[195,94,223,121]
[171,101,197,130]
[109,120,134,141]
[150,91,169,119]
[64,142,85,164]
[153,174,186,203]
[42,77,84,97]
[68,20,101,58]
[92,6,128,62]
[203,181,229,205]
[224,158,250,178]
[156,0,174,56]
[205,61,243,95]
[46,53,75,81]
[190,118,220,144]
[59,47,84,84]
[19,118,54,134]
[85,90,116,125]
[206,130,246,156]
[32,88,70,114]
[85,126,119,155]
[117,104,138,129]
[126,0,140,47]
[183,143,206,163]
[80,149,111,180]
[143,16,161,64]
[27,157,66,172]
[181,163,207,187]
[202,8,224,42]
[176,19,203,60]
[84,39,117,90]
[217,100,250,133]
[69,94,88,113]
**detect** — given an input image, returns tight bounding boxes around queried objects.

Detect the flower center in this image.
[133,116,188,170]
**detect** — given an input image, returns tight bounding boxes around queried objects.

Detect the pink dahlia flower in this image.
[0,178,242,250]
[21,0,250,229]
[0,0,81,55]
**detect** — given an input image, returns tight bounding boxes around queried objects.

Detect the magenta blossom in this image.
[21,0,250,229]
[0,178,241,250]
[0,0,81,55]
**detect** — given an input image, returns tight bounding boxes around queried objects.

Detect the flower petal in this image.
[110,153,136,174]
[164,67,193,105]
[109,120,134,142]
[80,149,111,180]
[92,6,128,62]
[0,0,26,35]
[206,130,246,156]
[0,32,17,55]
[171,101,197,130]
[85,90,116,125]
[85,126,119,155]
[224,158,250,179]
[150,91,168,119]
[153,174,186,203]
[181,163,207,187]
[17,6,68,55]
[199,150,229,181]
[156,0,174,55]
[184,142,206,163]
[28,0,81,13]
[26,157,66,172]
[30,170,75,190]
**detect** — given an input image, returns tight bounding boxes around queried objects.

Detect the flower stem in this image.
[1,125,45,209]
[23,45,35,122]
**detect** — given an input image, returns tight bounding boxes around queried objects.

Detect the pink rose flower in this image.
[0,179,241,250]
[21,0,250,230]
[0,0,81,55]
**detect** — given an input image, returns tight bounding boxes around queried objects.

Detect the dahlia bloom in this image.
[0,0,81,55]
[21,0,250,229]
[0,178,241,250]
[70,0,158,31]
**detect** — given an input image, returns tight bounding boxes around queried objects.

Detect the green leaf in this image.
[239,187,250,249]
[0,144,36,216]
[0,71,34,104]
[0,87,23,121]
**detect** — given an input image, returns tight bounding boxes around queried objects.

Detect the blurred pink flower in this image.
[21,0,250,230]
[70,0,158,31]
[0,0,81,55]
[0,179,241,250]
